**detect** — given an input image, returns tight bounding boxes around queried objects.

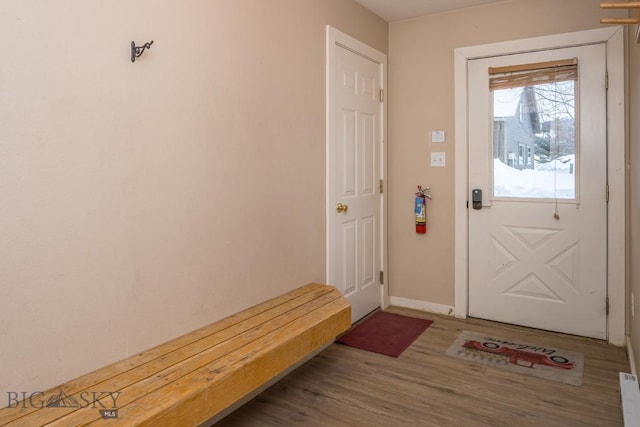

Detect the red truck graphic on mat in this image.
[462,340,575,370]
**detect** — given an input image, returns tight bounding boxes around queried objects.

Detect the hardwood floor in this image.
[215,307,629,427]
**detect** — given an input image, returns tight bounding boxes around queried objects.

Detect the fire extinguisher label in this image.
[415,197,425,223]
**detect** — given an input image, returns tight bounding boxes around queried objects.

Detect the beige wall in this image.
[0,0,387,394]
[5,0,638,397]
[388,0,626,306]
[629,23,640,369]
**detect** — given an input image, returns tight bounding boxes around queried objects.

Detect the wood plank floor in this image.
[215,307,628,427]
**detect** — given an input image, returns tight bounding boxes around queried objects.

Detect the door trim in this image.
[453,27,625,345]
[326,26,389,312]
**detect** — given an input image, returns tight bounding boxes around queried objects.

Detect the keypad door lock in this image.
[472,189,482,210]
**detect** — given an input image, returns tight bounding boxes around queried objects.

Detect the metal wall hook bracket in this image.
[131,40,154,63]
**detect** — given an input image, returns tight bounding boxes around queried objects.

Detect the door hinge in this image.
[605,71,609,90]
[379,271,384,284]
[379,89,384,103]
[379,179,384,194]
[606,297,609,315]
[606,184,609,203]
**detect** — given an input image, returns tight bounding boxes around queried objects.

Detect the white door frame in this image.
[453,27,626,345]
[326,26,389,312]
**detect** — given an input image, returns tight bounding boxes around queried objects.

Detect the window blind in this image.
[489,58,578,91]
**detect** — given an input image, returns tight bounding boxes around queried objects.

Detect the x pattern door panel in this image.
[468,44,607,339]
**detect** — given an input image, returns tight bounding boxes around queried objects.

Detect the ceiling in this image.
[354,0,507,22]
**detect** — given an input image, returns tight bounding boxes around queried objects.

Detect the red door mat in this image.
[336,311,433,357]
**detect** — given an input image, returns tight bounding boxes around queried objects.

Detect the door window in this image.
[490,59,577,200]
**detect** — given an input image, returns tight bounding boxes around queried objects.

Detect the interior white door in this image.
[328,45,382,323]
[468,44,608,339]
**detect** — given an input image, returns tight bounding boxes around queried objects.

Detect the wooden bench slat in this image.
[94,295,350,426]
[1,284,349,427]
[43,290,345,426]
[0,283,326,426]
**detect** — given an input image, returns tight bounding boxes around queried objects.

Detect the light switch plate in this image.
[431,152,446,167]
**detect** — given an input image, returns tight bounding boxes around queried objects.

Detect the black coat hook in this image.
[131,40,154,63]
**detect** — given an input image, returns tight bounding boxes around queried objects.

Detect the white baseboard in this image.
[389,296,454,316]
[628,335,637,377]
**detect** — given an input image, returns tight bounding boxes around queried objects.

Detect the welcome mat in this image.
[336,311,433,357]
[445,331,584,386]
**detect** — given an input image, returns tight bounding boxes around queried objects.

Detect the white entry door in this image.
[327,41,383,323]
[468,44,608,339]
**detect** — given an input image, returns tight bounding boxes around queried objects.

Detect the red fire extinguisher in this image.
[415,185,432,234]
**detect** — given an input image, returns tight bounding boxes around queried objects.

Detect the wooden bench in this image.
[0,283,350,426]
